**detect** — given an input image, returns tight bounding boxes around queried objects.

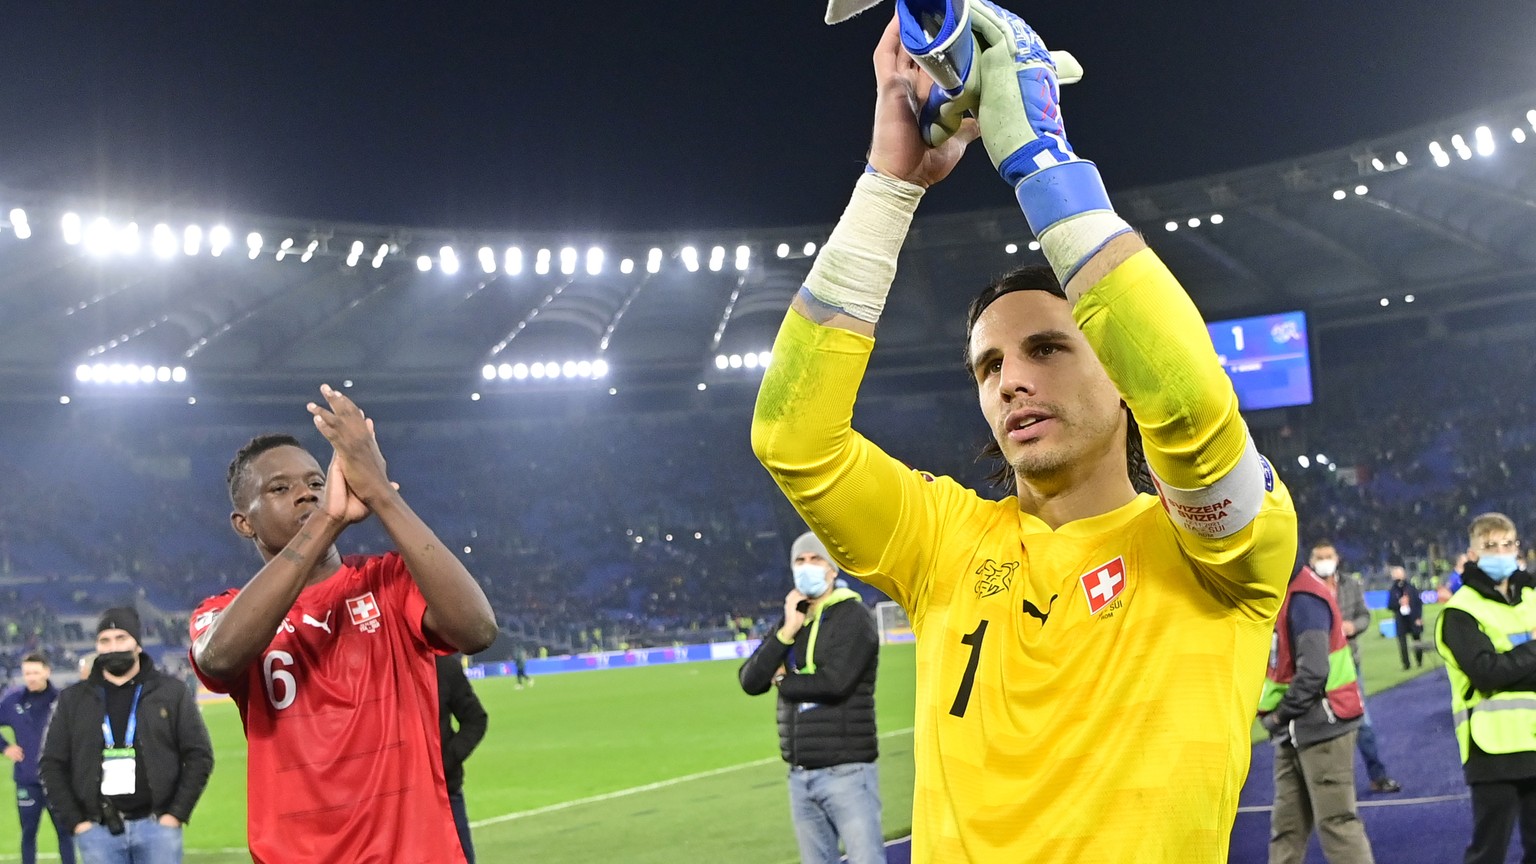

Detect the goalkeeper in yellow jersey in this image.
[751,4,1297,863]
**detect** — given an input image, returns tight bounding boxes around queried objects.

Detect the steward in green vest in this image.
[1435,511,1536,864]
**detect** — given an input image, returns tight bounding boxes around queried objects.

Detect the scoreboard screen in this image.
[1205,310,1313,410]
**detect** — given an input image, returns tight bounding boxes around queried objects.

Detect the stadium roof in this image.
[2,93,1534,405]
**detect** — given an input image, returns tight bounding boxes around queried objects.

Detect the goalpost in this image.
[875,601,915,645]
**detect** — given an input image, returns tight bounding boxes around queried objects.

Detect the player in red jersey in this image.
[190,384,498,864]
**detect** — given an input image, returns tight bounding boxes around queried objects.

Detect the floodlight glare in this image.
[1187,217,1201,228]
[513,363,529,380]
[1474,125,1495,157]
[543,361,560,378]
[209,225,231,257]
[1165,221,1179,231]
[681,246,699,272]
[576,360,593,377]
[481,364,496,381]
[535,248,551,275]
[1515,128,1529,145]
[562,361,578,378]
[1354,185,1368,196]
[478,246,496,274]
[586,246,604,276]
[714,354,728,369]
[559,247,577,276]
[151,223,176,259]
[729,354,742,369]
[372,243,389,268]
[1394,150,1408,166]
[62,212,82,245]
[246,232,263,259]
[183,225,202,256]
[647,248,663,273]
[592,358,609,378]
[709,246,725,272]
[505,246,523,275]
[416,255,432,272]
[803,241,817,256]
[743,352,759,369]
[75,364,91,382]
[440,246,460,275]
[1004,243,1018,254]
[85,218,115,257]
[8,208,30,240]
[171,366,186,383]
[1210,213,1225,225]
[758,351,772,367]
[620,258,634,274]
[776,243,790,258]
[497,363,513,380]
[734,244,750,272]
[1370,157,1385,171]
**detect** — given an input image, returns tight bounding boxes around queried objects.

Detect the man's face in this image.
[1472,529,1521,561]
[1389,566,1407,582]
[231,445,325,555]
[968,291,1126,486]
[95,629,138,656]
[20,661,48,692]
[793,552,834,585]
[1310,545,1338,571]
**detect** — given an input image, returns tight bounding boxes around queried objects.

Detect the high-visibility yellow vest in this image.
[1436,585,1536,762]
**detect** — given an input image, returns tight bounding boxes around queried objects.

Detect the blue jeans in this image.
[16,783,76,864]
[788,762,884,864]
[73,818,181,864]
[1353,660,1391,783]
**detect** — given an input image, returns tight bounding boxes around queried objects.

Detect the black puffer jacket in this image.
[739,590,879,769]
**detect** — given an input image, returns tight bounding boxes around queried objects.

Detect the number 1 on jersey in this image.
[949,619,989,718]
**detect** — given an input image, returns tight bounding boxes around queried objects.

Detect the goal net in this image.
[876,601,915,645]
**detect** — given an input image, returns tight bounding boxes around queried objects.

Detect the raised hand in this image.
[307,385,394,506]
[869,15,978,188]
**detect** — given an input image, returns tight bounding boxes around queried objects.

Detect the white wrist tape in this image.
[1038,210,1134,286]
[803,171,925,323]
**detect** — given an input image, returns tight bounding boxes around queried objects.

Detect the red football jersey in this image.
[190,552,465,864]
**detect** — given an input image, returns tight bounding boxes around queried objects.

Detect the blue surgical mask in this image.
[1480,555,1519,582]
[793,564,831,598]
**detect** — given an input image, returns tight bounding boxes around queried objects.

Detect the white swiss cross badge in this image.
[346,592,382,633]
[1079,557,1127,616]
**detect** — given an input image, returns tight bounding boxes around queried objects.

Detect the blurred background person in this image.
[0,653,75,864]
[1388,563,1425,670]
[437,654,488,864]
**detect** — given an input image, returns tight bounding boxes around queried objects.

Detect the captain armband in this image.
[1149,436,1276,540]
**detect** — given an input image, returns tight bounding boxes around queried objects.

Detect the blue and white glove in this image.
[970,0,1131,284]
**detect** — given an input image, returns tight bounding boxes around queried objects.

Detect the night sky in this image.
[0,1,1531,233]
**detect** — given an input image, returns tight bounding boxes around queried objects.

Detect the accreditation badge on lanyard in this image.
[100,686,142,797]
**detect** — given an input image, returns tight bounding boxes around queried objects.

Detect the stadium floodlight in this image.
[171,366,187,383]
[562,360,578,378]
[529,362,545,380]
[1028,240,1041,251]
[681,245,699,272]
[1187,217,1201,228]
[559,246,577,276]
[592,358,608,378]
[543,361,560,378]
[1394,151,1408,166]
[735,244,750,272]
[1515,128,1529,145]
[299,239,319,263]
[1370,157,1385,172]
[609,387,618,395]
[513,363,528,380]
[346,240,365,268]
[1528,109,1536,131]
[803,241,817,256]
[646,247,663,273]
[1209,213,1224,225]
[478,246,496,274]
[416,255,431,272]
[728,354,742,369]
[697,382,707,391]
[276,237,295,262]
[372,243,389,268]
[620,257,634,274]
[708,246,725,272]
[535,248,551,275]
[481,364,496,381]
[209,225,231,257]
[1474,125,1495,157]
[586,246,604,276]
[151,223,177,259]
[1404,294,1415,303]
[156,366,171,382]
[62,212,83,245]
[776,243,790,258]
[497,363,513,380]
[1005,242,1018,254]
[1297,455,1310,468]
[1431,145,1451,168]
[1379,297,1389,306]
[1451,133,1472,160]
[504,246,522,275]
[246,232,263,259]
[8,208,30,240]
[117,222,141,256]
[1331,189,1346,201]
[470,393,480,402]
[84,218,115,257]
[1315,453,1327,463]
[757,350,772,367]
[183,225,202,256]
[75,364,91,382]
[123,365,141,384]
[59,396,69,405]
[1164,221,1178,231]
[91,363,106,382]
[577,360,593,377]
[714,354,728,369]
[439,246,460,275]
[743,352,759,369]
[1354,184,1368,196]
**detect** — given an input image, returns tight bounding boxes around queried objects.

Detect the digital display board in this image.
[1205,310,1313,410]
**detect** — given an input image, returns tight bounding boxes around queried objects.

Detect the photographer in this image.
[39,608,213,864]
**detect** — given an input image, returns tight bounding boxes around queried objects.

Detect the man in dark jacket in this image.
[1388,563,1425,670]
[436,654,488,864]
[1,653,75,864]
[1259,565,1375,864]
[739,531,882,864]
[1311,540,1401,794]
[39,608,213,864]
[1435,512,1536,863]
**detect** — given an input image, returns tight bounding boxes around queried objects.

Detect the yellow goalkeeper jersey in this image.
[753,249,1296,863]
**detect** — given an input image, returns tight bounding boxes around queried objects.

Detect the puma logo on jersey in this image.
[973,560,1018,599]
[1021,593,1058,627]
[301,611,333,634]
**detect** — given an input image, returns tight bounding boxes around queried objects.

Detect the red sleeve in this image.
[188,590,244,694]
[369,553,455,656]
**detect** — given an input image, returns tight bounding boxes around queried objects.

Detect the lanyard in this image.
[101,685,143,749]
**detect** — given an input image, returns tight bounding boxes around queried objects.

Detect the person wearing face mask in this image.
[1386,563,1425,671]
[738,531,883,864]
[1310,540,1401,794]
[37,608,213,864]
[1436,512,1536,863]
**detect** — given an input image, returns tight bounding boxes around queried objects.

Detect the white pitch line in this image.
[1235,792,1468,814]
[470,726,916,829]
